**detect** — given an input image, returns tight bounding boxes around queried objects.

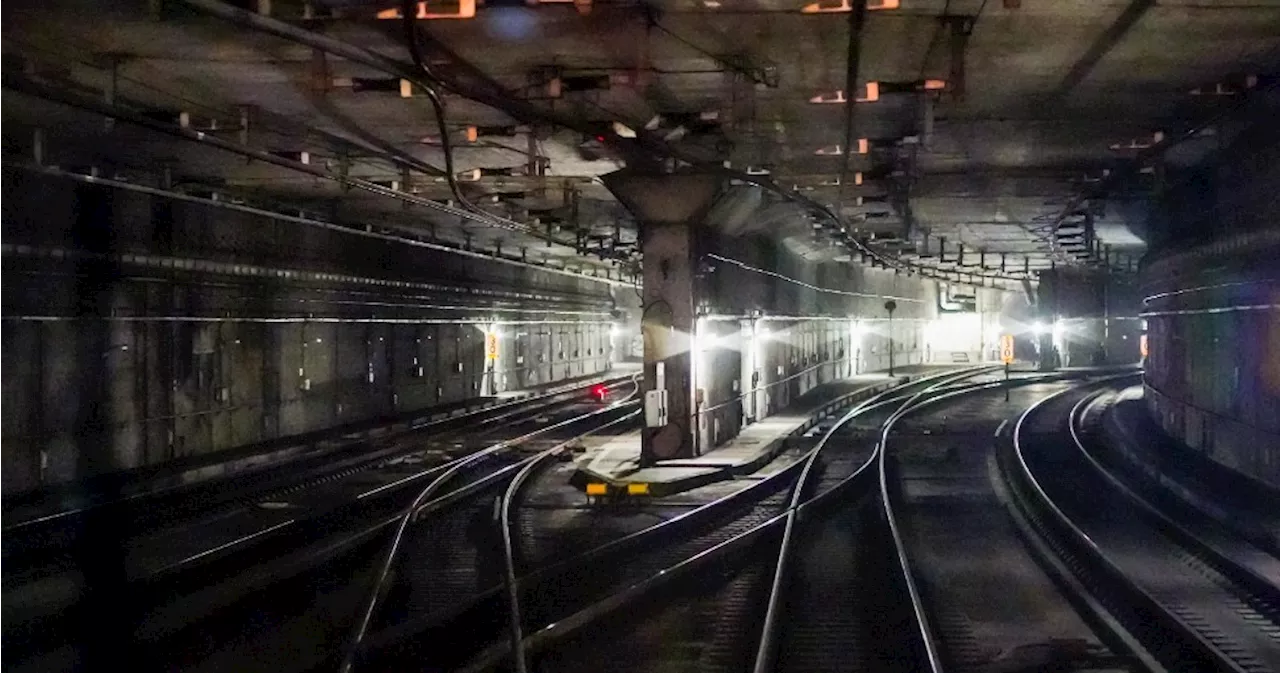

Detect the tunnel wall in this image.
[1,171,615,495]
[1141,232,1280,489]
[1140,116,1280,489]
[691,234,1002,452]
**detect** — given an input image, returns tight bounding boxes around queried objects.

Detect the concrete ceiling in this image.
[4,0,1279,284]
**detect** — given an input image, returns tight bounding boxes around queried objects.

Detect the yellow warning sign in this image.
[486,331,499,361]
[1000,334,1015,364]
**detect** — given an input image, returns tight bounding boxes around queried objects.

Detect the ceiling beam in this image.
[1053,0,1156,98]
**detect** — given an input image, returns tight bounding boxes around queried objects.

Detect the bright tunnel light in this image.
[924,313,983,352]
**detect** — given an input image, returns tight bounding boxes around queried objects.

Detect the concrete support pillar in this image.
[602,169,723,465]
[740,318,758,425]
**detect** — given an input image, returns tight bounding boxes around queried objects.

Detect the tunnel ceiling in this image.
[3,0,1278,284]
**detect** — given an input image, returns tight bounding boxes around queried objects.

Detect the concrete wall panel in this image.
[1142,158,1280,488]
[1,173,614,495]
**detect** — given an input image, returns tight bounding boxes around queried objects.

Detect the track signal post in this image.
[1000,334,1015,401]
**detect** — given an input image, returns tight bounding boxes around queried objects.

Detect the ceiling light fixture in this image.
[1108,131,1164,151]
[800,0,899,13]
[611,121,637,138]
[532,0,593,13]
[809,90,847,104]
[376,0,476,20]
[1189,74,1258,95]
[858,81,880,102]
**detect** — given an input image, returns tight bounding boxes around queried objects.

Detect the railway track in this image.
[1094,389,1280,563]
[3,373,631,546]
[879,378,1140,673]
[391,367,996,673]
[1002,380,1280,673]
[34,368,1269,673]
[3,375,638,672]
[750,368,1014,673]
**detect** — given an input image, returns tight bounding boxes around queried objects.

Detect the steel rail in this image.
[1068,394,1280,619]
[426,372,944,673]
[340,384,641,673]
[481,369,1030,673]
[3,374,630,537]
[3,377,641,671]
[876,376,1022,673]
[496,376,644,673]
[875,371,1099,673]
[751,366,995,673]
[1010,380,1257,673]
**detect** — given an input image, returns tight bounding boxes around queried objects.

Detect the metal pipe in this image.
[696,353,849,417]
[10,272,609,318]
[1142,279,1279,305]
[397,0,528,232]
[700,314,933,323]
[7,162,634,287]
[1139,303,1279,317]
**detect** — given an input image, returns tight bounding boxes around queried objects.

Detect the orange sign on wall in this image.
[1140,333,1149,359]
[1000,334,1015,364]
[486,332,499,361]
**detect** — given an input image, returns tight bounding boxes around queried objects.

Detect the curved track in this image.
[881,377,1143,673]
[436,368,997,673]
[4,376,638,673]
[1005,380,1280,673]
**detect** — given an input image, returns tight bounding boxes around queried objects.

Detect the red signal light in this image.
[592,385,608,401]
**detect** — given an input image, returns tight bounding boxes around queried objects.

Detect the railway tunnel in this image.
[1,1,1278,672]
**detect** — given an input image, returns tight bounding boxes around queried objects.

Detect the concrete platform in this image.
[574,369,936,498]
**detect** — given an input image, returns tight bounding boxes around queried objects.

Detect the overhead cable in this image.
[706,254,925,303]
